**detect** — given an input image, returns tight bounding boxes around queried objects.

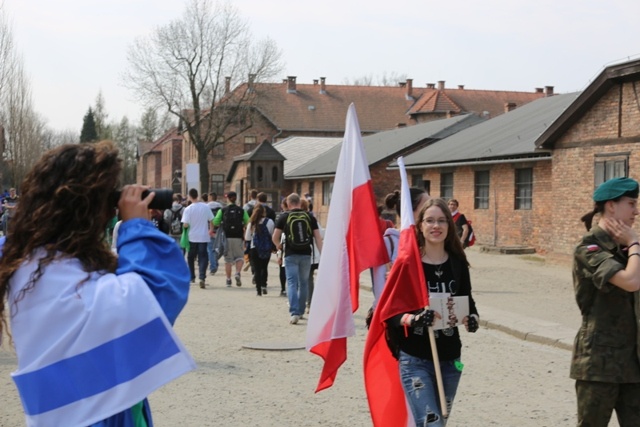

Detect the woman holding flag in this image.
[385,198,479,426]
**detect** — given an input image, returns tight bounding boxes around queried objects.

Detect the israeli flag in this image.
[9,253,196,427]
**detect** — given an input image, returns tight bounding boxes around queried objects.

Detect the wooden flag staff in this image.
[427,317,448,419]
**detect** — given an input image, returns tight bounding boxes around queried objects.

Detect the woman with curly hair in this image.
[0,141,194,427]
[385,197,479,426]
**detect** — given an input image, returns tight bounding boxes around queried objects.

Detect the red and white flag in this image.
[306,103,389,392]
[363,156,429,426]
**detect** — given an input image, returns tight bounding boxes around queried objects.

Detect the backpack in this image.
[170,208,183,235]
[222,204,244,238]
[285,211,312,251]
[253,221,273,259]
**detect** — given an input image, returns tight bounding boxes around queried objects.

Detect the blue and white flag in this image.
[9,251,195,427]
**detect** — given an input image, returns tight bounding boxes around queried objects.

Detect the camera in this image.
[112,188,174,211]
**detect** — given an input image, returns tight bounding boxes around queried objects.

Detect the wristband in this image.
[629,253,640,259]
[628,242,640,249]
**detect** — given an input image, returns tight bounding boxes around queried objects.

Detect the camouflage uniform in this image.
[572,225,640,426]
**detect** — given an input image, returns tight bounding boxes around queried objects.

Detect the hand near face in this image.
[603,218,638,247]
[118,185,155,222]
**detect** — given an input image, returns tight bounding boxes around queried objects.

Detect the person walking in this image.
[385,198,479,426]
[244,204,274,296]
[213,191,249,287]
[572,177,640,427]
[207,192,224,275]
[272,193,323,324]
[2,187,19,236]
[182,188,214,289]
[448,199,471,248]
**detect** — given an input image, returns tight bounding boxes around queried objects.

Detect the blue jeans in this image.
[398,351,462,427]
[188,242,209,281]
[207,237,218,273]
[284,254,311,316]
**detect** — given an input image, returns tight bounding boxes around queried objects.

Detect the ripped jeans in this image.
[398,351,462,427]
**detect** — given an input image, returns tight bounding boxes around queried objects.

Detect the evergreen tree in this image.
[80,107,98,142]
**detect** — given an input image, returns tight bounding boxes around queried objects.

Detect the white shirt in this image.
[181,202,213,243]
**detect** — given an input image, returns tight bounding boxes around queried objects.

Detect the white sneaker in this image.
[289,315,300,325]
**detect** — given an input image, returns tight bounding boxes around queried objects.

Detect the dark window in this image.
[213,141,224,157]
[308,181,315,198]
[244,136,257,153]
[257,166,263,182]
[474,171,490,209]
[210,174,224,196]
[514,168,533,210]
[296,182,302,196]
[440,173,454,199]
[322,180,333,205]
[594,154,628,187]
[272,166,278,183]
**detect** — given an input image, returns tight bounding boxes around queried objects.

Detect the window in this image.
[474,171,490,209]
[210,174,224,196]
[257,166,263,182]
[308,181,315,198]
[440,172,454,199]
[322,180,333,205]
[594,154,628,187]
[272,166,279,183]
[412,174,430,194]
[244,136,257,153]
[296,182,302,196]
[514,168,533,210]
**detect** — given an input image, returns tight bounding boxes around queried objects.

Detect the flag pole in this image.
[427,321,448,419]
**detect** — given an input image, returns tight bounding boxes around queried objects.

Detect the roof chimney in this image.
[398,82,406,88]
[535,87,544,93]
[405,79,413,100]
[504,102,517,113]
[545,86,554,96]
[282,78,288,84]
[248,74,256,92]
[225,76,231,94]
[313,79,318,85]
[427,83,435,89]
[320,77,327,94]
[287,76,297,93]
[458,85,465,90]
[437,80,445,90]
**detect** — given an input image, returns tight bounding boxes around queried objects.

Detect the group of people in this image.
[1,137,635,427]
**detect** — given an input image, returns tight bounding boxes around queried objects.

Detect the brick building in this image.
[538,58,640,257]
[138,76,547,207]
[396,57,640,257]
[137,128,183,194]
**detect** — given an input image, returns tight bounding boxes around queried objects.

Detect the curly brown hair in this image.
[415,198,469,267]
[0,141,122,341]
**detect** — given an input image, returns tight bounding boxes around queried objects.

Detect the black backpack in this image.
[222,205,244,238]
[170,208,183,235]
[285,211,312,251]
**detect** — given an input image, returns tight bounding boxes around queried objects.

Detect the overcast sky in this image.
[4,0,640,133]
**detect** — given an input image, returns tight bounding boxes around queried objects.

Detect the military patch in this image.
[586,244,599,251]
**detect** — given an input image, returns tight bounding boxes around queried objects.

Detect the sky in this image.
[4,0,640,133]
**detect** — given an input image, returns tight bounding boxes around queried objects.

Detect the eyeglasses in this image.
[423,218,448,226]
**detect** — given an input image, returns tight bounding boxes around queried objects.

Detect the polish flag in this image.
[306,103,389,392]
[363,156,429,426]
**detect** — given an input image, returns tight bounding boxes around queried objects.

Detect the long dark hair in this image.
[0,141,121,341]
[580,202,607,231]
[415,198,469,267]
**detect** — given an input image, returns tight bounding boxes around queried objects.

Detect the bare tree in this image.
[138,106,175,142]
[113,116,137,185]
[343,71,409,87]
[124,0,283,192]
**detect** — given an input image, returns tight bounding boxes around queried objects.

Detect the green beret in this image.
[593,177,639,202]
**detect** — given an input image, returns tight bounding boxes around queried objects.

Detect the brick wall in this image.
[551,82,640,256]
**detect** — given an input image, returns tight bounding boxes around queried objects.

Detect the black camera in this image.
[112,188,174,211]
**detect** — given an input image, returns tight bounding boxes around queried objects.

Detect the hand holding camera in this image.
[118,186,156,222]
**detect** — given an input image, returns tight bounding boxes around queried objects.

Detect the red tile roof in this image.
[223,79,546,133]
